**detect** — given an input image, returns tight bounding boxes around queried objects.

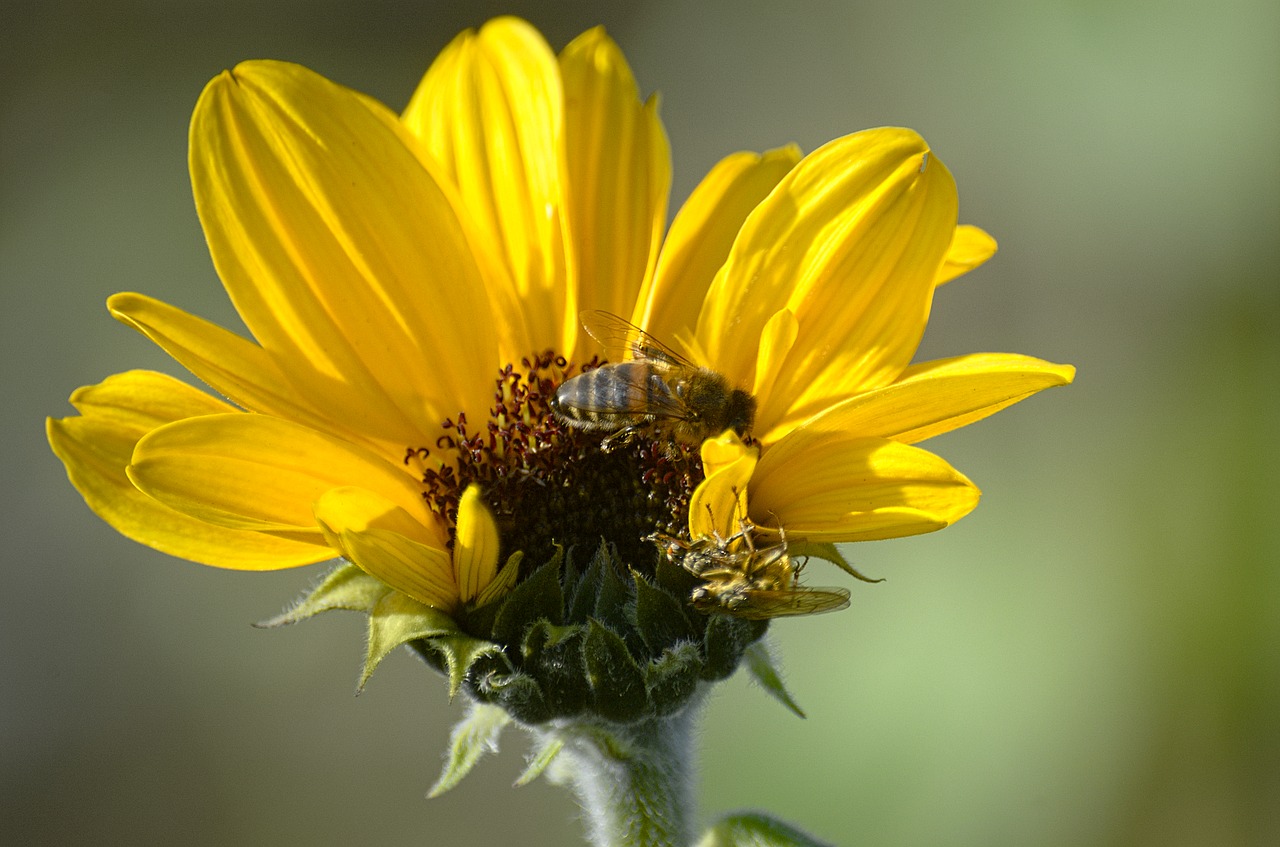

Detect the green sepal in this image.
[743,642,805,719]
[473,668,551,724]
[789,540,883,583]
[514,735,565,787]
[255,562,388,627]
[696,812,835,847]
[459,591,503,638]
[419,632,508,700]
[591,543,633,633]
[632,569,698,657]
[521,620,589,716]
[702,615,768,681]
[645,642,704,715]
[654,550,701,604]
[566,546,603,623]
[583,618,649,722]
[427,701,512,798]
[491,552,564,646]
[359,591,461,692]
[565,547,599,621]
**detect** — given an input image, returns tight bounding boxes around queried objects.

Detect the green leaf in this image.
[645,642,704,715]
[474,668,551,724]
[591,543,633,633]
[427,702,511,798]
[522,619,584,655]
[654,546,701,599]
[583,619,649,722]
[789,540,883,583]
[522,620,589,716]
[696,812,836,847]
[491,553,564,646]
[255,562,389,627]
[743,642,805,719]
[513,735,565,787]
[632,569,697,657]
[702,615,768,681]
[421,632,508,700]
[360,592,461,691]
[567,546,603,623]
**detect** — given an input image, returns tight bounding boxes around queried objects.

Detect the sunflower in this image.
[47,18,1072,690]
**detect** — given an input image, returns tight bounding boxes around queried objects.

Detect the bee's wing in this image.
[579,310,692,368]
[555,363,693,420]
[732,586,851,619]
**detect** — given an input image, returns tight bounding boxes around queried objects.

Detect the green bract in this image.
[271,543,769,728]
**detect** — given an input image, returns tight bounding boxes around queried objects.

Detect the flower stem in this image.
[539,698,702,847]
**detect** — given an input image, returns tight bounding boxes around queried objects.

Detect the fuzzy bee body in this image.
[550,312,755,447]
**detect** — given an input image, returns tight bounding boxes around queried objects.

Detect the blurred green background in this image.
[5,0,1277,844]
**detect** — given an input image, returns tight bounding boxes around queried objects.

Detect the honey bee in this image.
[650,519,851,620]
[550,311,755,448]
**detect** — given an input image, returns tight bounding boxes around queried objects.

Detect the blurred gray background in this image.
[4,0,1277,844]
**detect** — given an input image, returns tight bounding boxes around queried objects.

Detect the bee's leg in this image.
[600,426,638,452]
[726,485,757,550]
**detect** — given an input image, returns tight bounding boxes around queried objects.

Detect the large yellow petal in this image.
[401,17,564,357]
[935,224,997,286]
[190,60,497,447]
[757,353,1076,446]
[750,433,979,541]
[313,487,456,611]
[698,128,957,437]
[560,26,671,360]
[47,371,329,569]
[635,147,800,347]
[128,414,433,542]
[750,307,799,419]
[106,292,398,452]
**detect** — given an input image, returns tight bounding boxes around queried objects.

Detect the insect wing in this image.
[733,586,851,619]
[579,310,692,368]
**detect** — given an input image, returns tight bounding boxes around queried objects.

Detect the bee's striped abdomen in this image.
[552,361,666,429]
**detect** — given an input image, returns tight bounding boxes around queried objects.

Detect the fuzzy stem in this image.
[539,698,703,847]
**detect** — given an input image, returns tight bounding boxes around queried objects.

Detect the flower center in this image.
[409,352,703,577]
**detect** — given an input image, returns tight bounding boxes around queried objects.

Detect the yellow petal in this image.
[313,487,456,610]
[560,26,671,358]
[454,484,501,604]
[935,224,997,286]
[697,128,957,436]
[769,353,1076,446]
[47,371,329,569]
[476,552,521,606]
[128,414,432,542]
[68,369,234,428]
[335,529,457,612]
[750,434,979,541]
[689,432,758,540]
[190,60,497,446]
[107,292,393,450]
[635,146,800,345]
[750,307,799,413]
[401,17,565,357]
[313,486,446,548]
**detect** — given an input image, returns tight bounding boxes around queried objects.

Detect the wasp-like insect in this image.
[550,311,755,449]
[650,518,850,620]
